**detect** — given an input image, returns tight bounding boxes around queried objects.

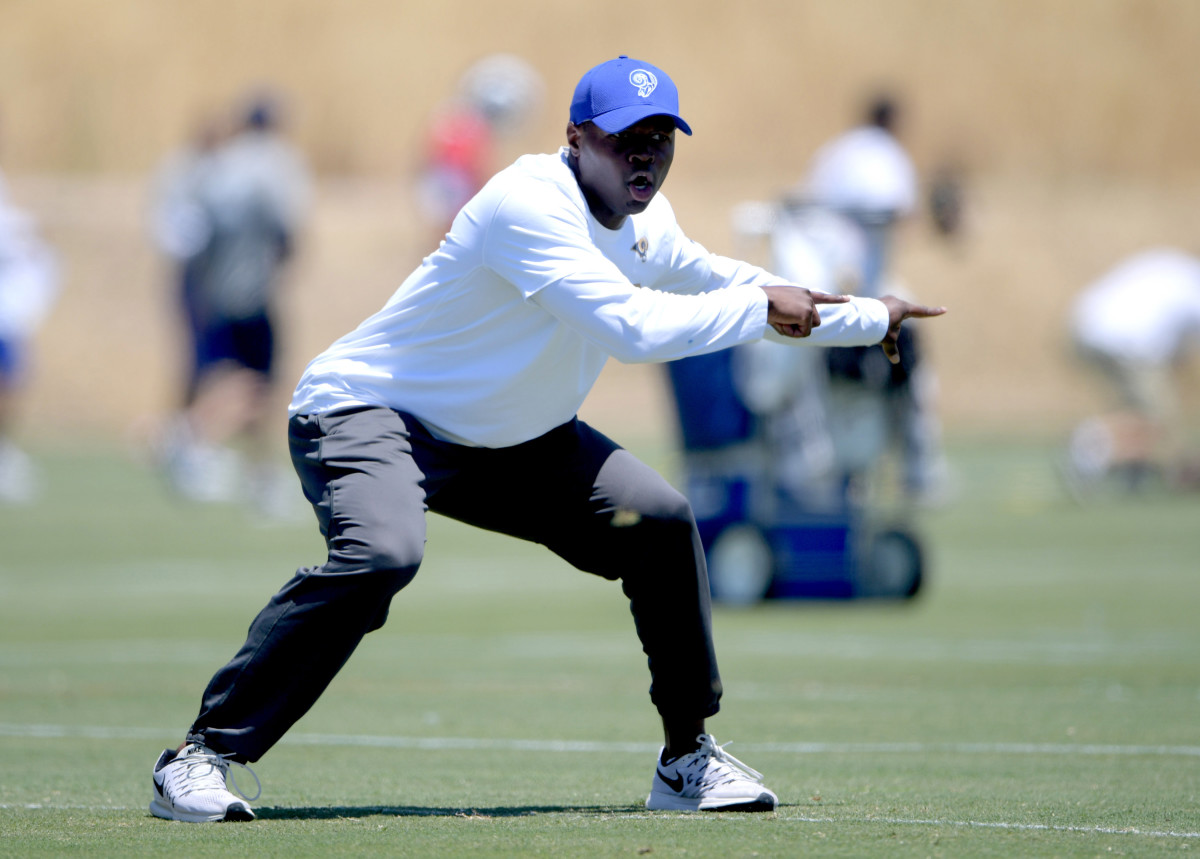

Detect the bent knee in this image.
[625,484,694,530]
[367,543,422,591]
[326,535,423,592]
[600,450,695,527]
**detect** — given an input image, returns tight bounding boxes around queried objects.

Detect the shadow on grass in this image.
[256,804,646,820]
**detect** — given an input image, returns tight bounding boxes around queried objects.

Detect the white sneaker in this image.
[645,734,778,812]
[158,418,242,504]
[149,742,260,822]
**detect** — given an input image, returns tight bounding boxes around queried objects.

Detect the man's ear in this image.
[565,121,582,156]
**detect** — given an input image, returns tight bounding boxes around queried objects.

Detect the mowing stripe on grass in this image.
[725,632,1198,665]
[626,813,1200,840]
[2,803,1198,840]
[3,723,1199,758]
[786,816,1200,840]
[4,630,1197,666]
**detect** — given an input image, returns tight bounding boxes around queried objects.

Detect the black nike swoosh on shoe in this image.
[223,803,255,822]
[656,769,685,793]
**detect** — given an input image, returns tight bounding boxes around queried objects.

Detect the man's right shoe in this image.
[150,742,260,822]
[645,733,778,812]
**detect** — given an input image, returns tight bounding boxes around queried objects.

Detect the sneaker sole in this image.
[646,790,777,812]
[149,797,255,822]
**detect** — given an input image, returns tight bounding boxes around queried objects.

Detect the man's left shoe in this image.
[149,742,260,822]
[645,733,778,812]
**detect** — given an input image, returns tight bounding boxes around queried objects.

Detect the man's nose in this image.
[628,145,653,163]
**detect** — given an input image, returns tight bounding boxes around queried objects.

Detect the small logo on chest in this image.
[632,237,649,261]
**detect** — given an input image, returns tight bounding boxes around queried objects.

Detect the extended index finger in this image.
[808,291,851,304]
[905,304,949,318]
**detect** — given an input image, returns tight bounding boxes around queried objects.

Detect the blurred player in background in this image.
[0,115,60,504]
[144,56,944,823]
[801,91,949,504]
[149,111,227,408]
[717,199,869,510]
[1064,247,1200,495]
[927,157,968,246]
[805,92,916,299]
[150,90,311,512]
[415,53,544,243]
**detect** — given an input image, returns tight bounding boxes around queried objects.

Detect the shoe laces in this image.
[684,734,764,789]
[169,744,262,802]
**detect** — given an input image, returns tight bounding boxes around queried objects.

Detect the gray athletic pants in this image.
[188,406,722,762]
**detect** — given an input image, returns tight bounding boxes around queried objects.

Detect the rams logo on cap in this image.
[630,69,657,98]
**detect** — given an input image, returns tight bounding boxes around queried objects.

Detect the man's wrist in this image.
[864,296,892,342]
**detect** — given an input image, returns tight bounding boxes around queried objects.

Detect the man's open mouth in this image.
[630,174,655,200]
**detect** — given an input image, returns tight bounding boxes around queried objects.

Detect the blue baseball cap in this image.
[569,56,693,136]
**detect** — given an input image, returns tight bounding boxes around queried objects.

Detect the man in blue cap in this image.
[148,56,944,821]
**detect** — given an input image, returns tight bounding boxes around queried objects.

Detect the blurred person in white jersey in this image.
[1064,248,1200,495]
[803,91,948,503]
[0,114,59,504]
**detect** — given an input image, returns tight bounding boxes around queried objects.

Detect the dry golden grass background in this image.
[2,0,1198,447]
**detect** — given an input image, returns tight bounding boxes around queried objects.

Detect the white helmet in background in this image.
[458,54,545,134]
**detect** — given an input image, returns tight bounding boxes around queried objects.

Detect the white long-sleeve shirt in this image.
[291,148,889,447]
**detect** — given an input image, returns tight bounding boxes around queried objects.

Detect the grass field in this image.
[1,436,1198,857]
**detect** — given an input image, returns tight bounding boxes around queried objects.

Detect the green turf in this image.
[1,437,1198,857]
